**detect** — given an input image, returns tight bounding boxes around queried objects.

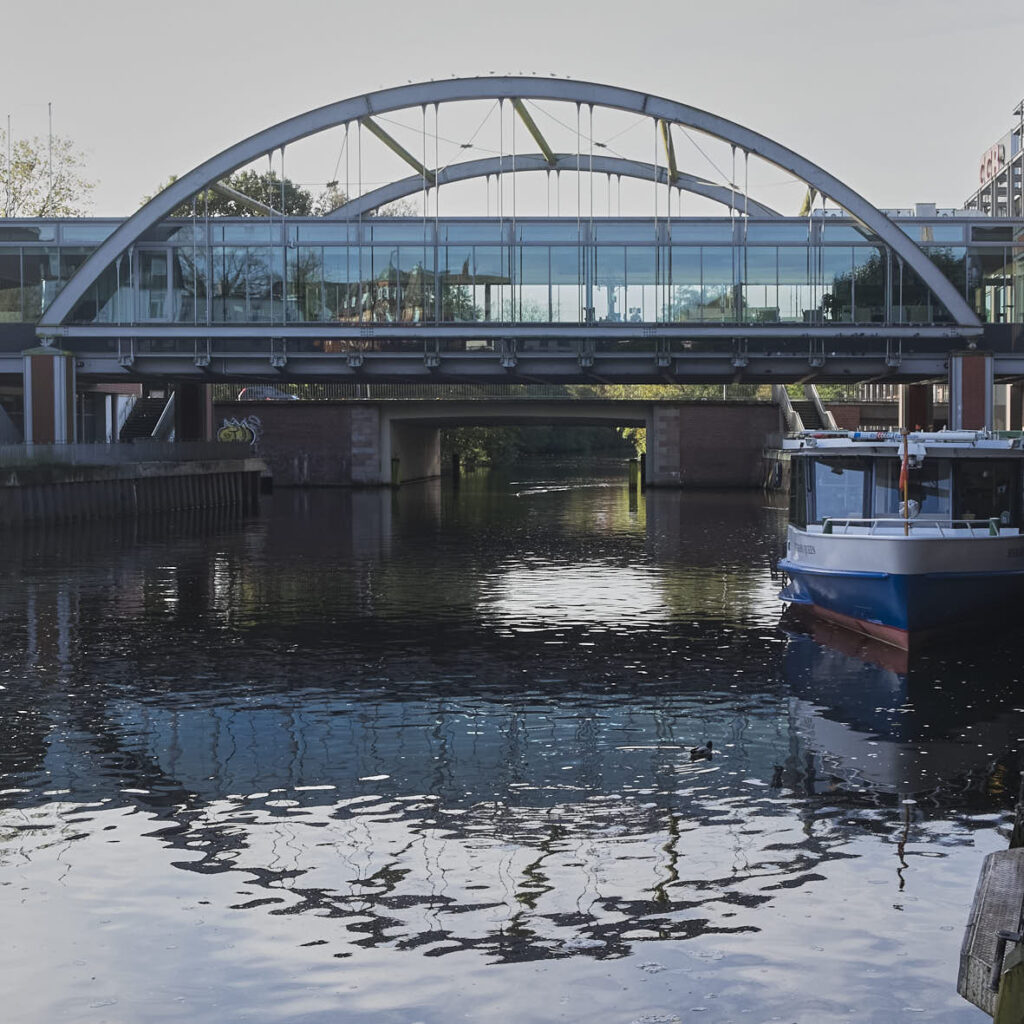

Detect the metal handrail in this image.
[821,517,1006,537]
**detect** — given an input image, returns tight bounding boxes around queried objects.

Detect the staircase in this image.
[118,397,168,441]
[790,399,825,430]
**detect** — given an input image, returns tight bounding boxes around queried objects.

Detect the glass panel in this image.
[743,247,777,323]
[850,246,887,322]
[0,224,55,242]
[873,458,951,517]
[174,246,207,323]
[813,457,868,521]
[59,223,118,244]
[324,248,359,322]
[0,252,21,321]
[516,246,550,322]
[400,246,433,322]
[777,247,813,322]
[296,223,353,243]
[595,246,624,323]
[518,222,578,243]
[220,222,283,244]
[956,459,1018,524]
[822,223,875,242]
[442,222,503,243]
[900,223,965,243]
[21,248,59,316]
[821,247,853,322]
[210,247,248,323]
[626,247,657,322]
[245,246,280,322]
[670,221,734,243]
[669,246,701,321]
[746,223,809,242]
[550,246,579,322]
[701,247,734,320]
[475,246,509,322]
[287,246,323,322]
[594,222,656,242]
[371,222,421,243]
[972,227,1013,242]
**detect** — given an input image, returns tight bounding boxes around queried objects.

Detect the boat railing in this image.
[821,517,1005,537]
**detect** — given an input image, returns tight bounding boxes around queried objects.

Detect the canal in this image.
[0,458,1015,1022]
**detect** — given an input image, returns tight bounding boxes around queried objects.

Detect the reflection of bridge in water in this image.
[0,493,1015,965]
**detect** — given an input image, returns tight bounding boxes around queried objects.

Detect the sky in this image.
[2,0,1023,218]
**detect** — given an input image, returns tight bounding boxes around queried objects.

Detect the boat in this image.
[776,429,1024,650]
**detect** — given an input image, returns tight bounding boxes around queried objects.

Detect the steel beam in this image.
[209,181,279,216]
[359,117,436,185]
[511,99,557,166]
[328,155,780,219]
[659,121,679,183]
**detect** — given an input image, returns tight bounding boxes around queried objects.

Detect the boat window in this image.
[874,458,952,517]
[789,458,808,528]
[955,459,1018,525]
[812,457,869,522]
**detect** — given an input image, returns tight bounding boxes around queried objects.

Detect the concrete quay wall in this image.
[215,400,781,489]
[0,459,265,526]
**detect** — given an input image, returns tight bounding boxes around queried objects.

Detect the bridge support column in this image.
[174,382,214,442]
[22,346,75,443]
[898,384,933,431]
[949,352,994,430]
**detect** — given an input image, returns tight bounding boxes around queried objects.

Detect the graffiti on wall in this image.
[217,415,262,446]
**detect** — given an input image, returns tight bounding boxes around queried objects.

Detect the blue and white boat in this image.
[777,429,1024,649]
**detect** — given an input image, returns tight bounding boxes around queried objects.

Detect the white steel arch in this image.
[328,154,781,219]
[37,77,982,334]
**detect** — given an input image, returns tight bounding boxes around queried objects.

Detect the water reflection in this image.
[0,467,1016,1021]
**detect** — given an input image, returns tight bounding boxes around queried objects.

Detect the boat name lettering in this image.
[1008,547,1024,559]
[794,542,816,556]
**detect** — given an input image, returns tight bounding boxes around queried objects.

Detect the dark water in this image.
[1,459,1016,1023]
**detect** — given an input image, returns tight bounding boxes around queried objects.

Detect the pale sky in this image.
[3,0,1023,217]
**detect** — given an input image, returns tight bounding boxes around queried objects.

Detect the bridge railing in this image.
[215,382,773,402]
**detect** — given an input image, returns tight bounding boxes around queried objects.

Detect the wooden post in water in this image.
[391,457,401,488]
[639,452,646,492]
[628,458,639,492]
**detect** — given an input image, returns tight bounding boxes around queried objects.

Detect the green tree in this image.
[0,130,94,217]
[146,170,318,216]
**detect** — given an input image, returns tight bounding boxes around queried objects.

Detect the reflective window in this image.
[813,457,868,521]
[0,252,21,321]
[210,247,248,322]
[59,223,119,244]
[669,246,701,321]
[822,223,874,242]
[0,224,56,242]
[743,247,777,323]
[701,247,734,320]
[822,247,853,322]
[746,222,808,242]
[873,458,951,516]
[956,459,1018,524]
[287,247,323,322]
[900,223,965,243]
[669,221,734,243]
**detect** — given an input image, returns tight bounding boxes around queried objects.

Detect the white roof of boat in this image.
[782,430,1024,453]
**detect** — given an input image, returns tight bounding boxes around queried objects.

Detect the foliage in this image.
[442,424,632,468]
[0,130,94,217]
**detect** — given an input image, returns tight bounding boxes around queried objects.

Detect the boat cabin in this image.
[785,433,1024,530]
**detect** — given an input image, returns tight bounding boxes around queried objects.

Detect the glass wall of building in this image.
[0,217,1021,329]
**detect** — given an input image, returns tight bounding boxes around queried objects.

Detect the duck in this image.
[689,741,713,761]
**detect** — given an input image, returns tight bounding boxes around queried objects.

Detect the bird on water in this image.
[690,741,713,761]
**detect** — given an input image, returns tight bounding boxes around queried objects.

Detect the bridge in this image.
[1,76,1021,445]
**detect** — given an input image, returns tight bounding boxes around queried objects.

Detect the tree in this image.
[0,130,94,217]
[147,170,317,217]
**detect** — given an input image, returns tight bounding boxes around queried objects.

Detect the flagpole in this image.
[901,427,910,537]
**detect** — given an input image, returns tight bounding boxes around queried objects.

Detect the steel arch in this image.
[37,76,981,333]
[328,153,781,219]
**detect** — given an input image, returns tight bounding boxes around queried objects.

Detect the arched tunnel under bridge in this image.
[214,398,781,488]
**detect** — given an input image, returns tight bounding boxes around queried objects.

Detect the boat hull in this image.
[778,526,1024,649]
